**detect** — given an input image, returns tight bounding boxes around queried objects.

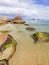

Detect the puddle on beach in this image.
[0,24,49,65]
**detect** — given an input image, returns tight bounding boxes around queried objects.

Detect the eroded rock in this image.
[0,33,17,62]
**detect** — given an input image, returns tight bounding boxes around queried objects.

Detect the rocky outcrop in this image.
[0,33,17,61]
[0,17,8,24]
[0,15,25,24]
[26,27,35,31]
[12,15,25,24]
[31,32,49,43]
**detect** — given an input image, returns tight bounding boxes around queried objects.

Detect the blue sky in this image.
[0,0,49,20]
[35,0,49,6]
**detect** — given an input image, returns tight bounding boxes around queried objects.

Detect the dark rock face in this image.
[31,32,49,43]
[6,20,11,24]
[13,21,25,24]
[26,27,35,31]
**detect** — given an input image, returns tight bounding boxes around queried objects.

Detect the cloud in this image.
[0,0,49,20]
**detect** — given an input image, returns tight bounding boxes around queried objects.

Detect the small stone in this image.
[26,27,35,31]
[24,23,29,26]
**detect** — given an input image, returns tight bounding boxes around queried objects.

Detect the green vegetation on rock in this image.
[0,30,10,33]
[31,32,49,43]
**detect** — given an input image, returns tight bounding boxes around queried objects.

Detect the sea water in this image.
[0,19,49,65]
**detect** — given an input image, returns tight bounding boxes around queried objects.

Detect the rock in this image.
[0,33,17,60]
[17,31,22,33]
[0,30,10,33]
[0,16,8,24]
[12,15,25,24]
[24,23,29,26]
[31,19,35,20]
[26,27,35,31]
[6,20,11,24]
[0,59,8,65]
[31,32,49,43]
[0,33,8,47]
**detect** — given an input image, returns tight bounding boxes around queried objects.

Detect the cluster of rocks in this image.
[0,15,25,24]
[31,32,49,43]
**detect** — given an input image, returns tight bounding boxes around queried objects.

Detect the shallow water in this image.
[0,23,49,65]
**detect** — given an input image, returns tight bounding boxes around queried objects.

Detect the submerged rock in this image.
[0,30,10,33]
[0,33,17,61]
[31,32,49,43]
[17,31,22,33]
[24,23,29,26]
[26,27,35,31]
[12,15,25,24]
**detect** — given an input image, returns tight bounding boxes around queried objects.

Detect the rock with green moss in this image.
[31,32,49,43]
[0,30,10,33]
[0,33,17,64]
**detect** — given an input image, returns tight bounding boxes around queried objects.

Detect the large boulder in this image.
[31,32,49,43]
[12,15,25,24]
[0,33,17,61]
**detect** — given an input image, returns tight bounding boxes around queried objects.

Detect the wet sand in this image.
[0,24,49,65]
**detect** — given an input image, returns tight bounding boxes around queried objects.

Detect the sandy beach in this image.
[0,24,49,65]
[0,0,49,65]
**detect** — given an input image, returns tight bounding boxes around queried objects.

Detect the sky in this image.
[0,0,49,20]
